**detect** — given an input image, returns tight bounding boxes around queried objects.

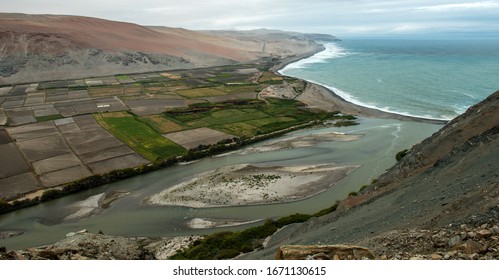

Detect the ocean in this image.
[280,39,499,120]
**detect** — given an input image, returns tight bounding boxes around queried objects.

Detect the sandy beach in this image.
[260,75,446,125]
[146,163,360,208]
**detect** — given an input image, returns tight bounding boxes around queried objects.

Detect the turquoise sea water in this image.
[280,39,499,120]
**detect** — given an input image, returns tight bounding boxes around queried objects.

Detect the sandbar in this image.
[146,163,359,208]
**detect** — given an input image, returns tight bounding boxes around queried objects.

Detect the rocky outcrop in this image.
[276,245,375,260]
[357,222,499,260]
[0,230,200,260]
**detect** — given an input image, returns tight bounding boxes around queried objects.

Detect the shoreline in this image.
[276,44,448,125]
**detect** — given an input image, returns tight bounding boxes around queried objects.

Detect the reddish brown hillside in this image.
[0,13,252,60]
[0,13,320,84]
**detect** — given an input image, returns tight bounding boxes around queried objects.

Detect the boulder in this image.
[276,245,375,260]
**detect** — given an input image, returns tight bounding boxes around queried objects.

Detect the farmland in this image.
[0,62,355,202]
[94,112,187,161]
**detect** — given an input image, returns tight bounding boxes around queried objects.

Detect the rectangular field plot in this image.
[176,87,228,98]
[202,92,256,103]
[202,109,268,125]
[123,84,143,96]
[0,172,40,200]
[115,75,135,84]
[139,115,185,134]
[163,127,235,150]
[212,122,260,138]
[124,99,186,116]
[32,153,83,175]
[94,112,187,161]
[16,135,71,162]
[0,143,31,178]
[6,121,59,142]
[87,154,148,174]
[39,165,92,187]
[176,85,260,99]
[143,82,168,93]
[88,86,123,98]
[0,87,13,96]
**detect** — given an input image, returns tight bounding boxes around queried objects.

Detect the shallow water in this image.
[0,118,441,250]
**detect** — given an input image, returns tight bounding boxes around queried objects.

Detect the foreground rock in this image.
[358,222,499,260]
[0,230,199,260]
[276,245,375,260]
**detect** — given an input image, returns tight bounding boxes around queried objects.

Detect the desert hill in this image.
[0,13,321,85]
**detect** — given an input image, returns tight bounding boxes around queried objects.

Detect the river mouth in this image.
[0,118,441,250]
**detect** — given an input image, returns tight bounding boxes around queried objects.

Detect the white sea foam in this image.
[279,43,349,72]
[308,79,454,121]
[279,43,465,121]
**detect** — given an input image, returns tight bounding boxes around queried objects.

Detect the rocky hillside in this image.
[239,90,498,259]
[0,229,200,260]
[0,13,321,85]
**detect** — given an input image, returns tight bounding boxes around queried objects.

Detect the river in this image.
[0,118,441,250]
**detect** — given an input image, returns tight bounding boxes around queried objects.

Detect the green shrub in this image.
[275,213,312,228]
[313,202,339,217]
[396,149,409,161]
[170,202,341,260]
[333,120,359,127]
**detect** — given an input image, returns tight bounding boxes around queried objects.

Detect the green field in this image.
[176,87,227,98]
[139,115,185,134]
[115,75,131,81]
[163,99,330,139]
[176,85,262,99]
[94,112,187,161]
[35,114,63,122]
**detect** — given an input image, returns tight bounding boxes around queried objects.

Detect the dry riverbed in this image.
[146,164,359,208]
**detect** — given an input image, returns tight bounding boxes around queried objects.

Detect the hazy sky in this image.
[3,0,499,37]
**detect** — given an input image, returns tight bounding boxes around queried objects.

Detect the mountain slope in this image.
[0,13,321,85]
[241,90,499,259]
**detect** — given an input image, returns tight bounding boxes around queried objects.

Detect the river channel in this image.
[0,118,441,250]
